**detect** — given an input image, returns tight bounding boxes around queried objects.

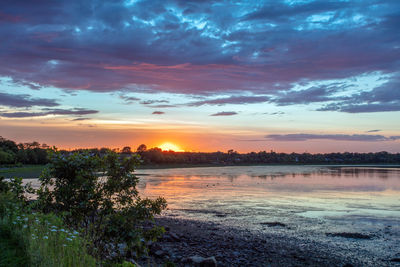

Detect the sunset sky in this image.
[1,0,399,152]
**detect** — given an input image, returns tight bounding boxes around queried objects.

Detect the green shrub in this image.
[0,181,97,267]
[37,149,167,260]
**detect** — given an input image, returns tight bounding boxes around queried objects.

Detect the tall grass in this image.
[0,193,139,267]
[1,209,97,267]
[0,192,98,267]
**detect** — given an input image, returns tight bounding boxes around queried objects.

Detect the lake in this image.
[22,165,400,261]
[136,165,400,261]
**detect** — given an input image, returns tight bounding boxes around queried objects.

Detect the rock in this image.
[183,255,217,267]
[154,250,165,257]
[128,258,141,267]
[201,256,218,267]
[326,232,372,239]
[260,222,286,227]
[170,232,180,241]
[117,243,127,255]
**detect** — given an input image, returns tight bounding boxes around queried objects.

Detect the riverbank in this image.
[142,216,397,267]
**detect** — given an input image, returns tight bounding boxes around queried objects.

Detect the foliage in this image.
[37,149,167,261]
[0,165,46,179]
[0,136,49,165]
[0,179,97,267]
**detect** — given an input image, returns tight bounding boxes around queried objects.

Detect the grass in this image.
[0,222,29,267]
[0,165,46,178]
[0,193,140,267]
[0,192,98,267]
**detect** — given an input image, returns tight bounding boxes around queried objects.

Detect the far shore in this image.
[1,163,400,179]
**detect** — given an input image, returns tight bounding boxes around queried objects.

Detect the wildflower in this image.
[63,244,67,247]
[23,225,28,228]
[73,230,79,235]
[50,229,57,232]
[13,221,17,224]
[43,236,48,239]
[66,237,72,241]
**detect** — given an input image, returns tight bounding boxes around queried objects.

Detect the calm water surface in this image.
[23,165,400,259]
[137,165,400,259]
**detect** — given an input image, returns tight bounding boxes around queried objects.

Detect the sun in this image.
[158,142,183,152]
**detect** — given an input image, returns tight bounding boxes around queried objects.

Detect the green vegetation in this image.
[0,148,167,266]
[0,178,97,266]
[0,165,46,178]
[0,137,48,165]
[37,149,167,260]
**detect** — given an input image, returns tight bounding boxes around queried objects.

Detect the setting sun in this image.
[158,142,183,152]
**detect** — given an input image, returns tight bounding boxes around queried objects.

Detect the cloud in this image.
[0,0,399,119]
[263,111,285,115]
[265,133,400,142]
[0,0,398,112]
[0,108,98,118]
[71,117,91,121]
[120,95,140,103]
[318,74,400,113]
[141,100,169,105]
[152,111,165,115]
[366,129,381,133]
[210,111,238,116]
[0,92,58,108]
[147,104,177,108]
[187,95,269,106]
[271,84,350,106]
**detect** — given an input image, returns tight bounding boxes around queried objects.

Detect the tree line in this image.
[1,136,400,166]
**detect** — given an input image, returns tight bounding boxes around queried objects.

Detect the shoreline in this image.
[142,216,394,267]
[137,163,400,170]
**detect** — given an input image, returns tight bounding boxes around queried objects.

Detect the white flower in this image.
[73,230,79,235]
[43,236,48,239]
[66,237,72,241]
[50,229,57,232]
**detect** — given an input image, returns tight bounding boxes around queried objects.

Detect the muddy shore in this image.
[137,216,398,267]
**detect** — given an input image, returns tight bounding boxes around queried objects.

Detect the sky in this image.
[0,0,400,153]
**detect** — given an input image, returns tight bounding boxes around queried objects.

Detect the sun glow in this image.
[158,142,183,152]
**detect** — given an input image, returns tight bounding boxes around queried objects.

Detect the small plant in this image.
[37,149,167,261]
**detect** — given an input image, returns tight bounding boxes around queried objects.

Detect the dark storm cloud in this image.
[0,0,399,112]
[0,92,58,108]
[210,111,238,116]
[0,108,98,118]
[265,134,400,142]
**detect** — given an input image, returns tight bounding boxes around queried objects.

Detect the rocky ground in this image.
[135,216,399,267]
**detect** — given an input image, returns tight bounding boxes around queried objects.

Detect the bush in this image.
[0,179,98,267]
[37,149,167,260]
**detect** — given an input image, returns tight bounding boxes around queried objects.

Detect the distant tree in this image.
[24,141,40,149]
[136,144,147,152]
[121,146,132,154]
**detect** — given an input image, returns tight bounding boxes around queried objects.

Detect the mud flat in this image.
[140,215,399,267]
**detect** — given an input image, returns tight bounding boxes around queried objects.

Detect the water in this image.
[136,165,400,260]
[23,165,400,260]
